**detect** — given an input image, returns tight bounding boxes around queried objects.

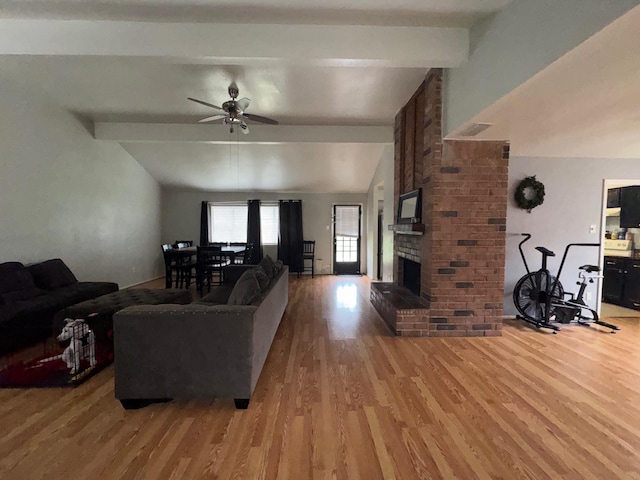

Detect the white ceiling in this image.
[449,5,640,159]
[0,0,513,26]
[12,0,635,193]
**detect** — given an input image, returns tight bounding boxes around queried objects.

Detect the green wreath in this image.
[515,175,545,213]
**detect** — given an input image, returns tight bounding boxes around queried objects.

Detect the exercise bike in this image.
[513,233,620,333]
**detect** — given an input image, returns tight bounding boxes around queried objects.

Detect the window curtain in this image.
[200,201,209,246]
[246,199,263,264]
[278,200,303,273]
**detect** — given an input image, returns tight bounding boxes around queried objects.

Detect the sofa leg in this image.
[234,398,250,409]
[119,398,172,410]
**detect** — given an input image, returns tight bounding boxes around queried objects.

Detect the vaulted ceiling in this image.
[0,0,514,192]
[3,1,638,193]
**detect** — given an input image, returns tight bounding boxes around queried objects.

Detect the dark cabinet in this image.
[620,186,640,228]
[602,257,625,304]
[602,256,640,311]
[624,260,640,309]
[607,188,621,208]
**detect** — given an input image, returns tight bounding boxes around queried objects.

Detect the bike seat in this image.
[535,246,555,257]
[579,264,600,273]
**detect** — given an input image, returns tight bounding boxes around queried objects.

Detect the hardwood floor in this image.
[2,275,640,479]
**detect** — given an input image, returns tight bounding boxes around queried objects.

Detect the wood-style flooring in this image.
[1,275,640,479]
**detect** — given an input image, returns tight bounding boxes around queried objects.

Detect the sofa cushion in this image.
[0,262,37,294]
[196,285,235,305]
[227,270,261,305]
[49,282,119,307]
[0,288,47,303]
[27,259,78,290]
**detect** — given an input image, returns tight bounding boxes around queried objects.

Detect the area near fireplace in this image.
[370,69,509,337]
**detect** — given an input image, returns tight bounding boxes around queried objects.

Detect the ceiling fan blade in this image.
[198,114,227,123]
[240,122,250,135]
[242,112,279,125]
[236,97,250,112]
[187,97,224,111]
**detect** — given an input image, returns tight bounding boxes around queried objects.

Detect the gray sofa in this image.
[113,259,288,409]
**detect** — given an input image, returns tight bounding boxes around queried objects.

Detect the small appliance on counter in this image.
[603,239,634,257]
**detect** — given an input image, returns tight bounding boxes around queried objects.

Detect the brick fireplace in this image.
[371,69,509,337]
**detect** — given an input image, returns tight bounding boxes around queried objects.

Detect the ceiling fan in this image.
[188,83,279,134]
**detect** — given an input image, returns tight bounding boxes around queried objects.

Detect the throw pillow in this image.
[258,255,276,279]
[27,259,78,290]
[253,268,270,291]
[227,270,261,305]
[274,259,284,273]
[0,262,37,294]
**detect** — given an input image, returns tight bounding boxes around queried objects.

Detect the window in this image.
[260,204,279,245]
[209,203,247,243]
[208,202,279,245]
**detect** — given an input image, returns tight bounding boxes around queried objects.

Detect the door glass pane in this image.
[335,206,359,264]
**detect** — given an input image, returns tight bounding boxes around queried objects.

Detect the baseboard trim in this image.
[122,276,164,290]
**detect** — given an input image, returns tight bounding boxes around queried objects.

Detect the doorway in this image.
[333,204,361,275]
[600,179,640,319]
[377,203,383,281]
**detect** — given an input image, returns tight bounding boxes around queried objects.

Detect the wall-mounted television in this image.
[396,188,422,224]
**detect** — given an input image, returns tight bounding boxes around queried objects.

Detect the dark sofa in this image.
[0,259,118,355]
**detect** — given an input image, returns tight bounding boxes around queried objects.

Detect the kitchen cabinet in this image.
[602,257,625,304]
[624,259,640,309]
[607,188,621,208]
[620,186,640,228]
[602,256,640,310]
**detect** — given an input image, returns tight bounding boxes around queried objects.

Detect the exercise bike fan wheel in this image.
[513,271,564,323]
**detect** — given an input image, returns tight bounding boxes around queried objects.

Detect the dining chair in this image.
[230,242,248,264]
[161,244,177,288]
[196,245,230,296]
[299,240,316,278]
[164,243,196,289]
[174,240,194,247]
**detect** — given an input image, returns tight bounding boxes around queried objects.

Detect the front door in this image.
[333,205,361,275]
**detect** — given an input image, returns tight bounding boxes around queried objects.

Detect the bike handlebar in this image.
[516,234,601,280]
[553,242,601,296]
[518,233,532,275]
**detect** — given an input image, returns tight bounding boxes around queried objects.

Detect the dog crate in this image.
[0,313,113,388]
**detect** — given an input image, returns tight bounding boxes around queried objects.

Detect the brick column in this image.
[422,141,509,336]
[378,68,510,337]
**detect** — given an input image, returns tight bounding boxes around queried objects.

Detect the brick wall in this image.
[378,68,509,337]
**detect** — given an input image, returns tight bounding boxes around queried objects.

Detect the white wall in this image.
[366,146,394,282]
[0,76,162,287]
[162,189,368,275]
[444,0,639,134]
[505,156,640,315]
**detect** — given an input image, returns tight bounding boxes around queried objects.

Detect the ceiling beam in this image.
[94,123,393,144]
[0,19,468,68]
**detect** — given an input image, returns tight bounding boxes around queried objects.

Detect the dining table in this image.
[164,245,247,288]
